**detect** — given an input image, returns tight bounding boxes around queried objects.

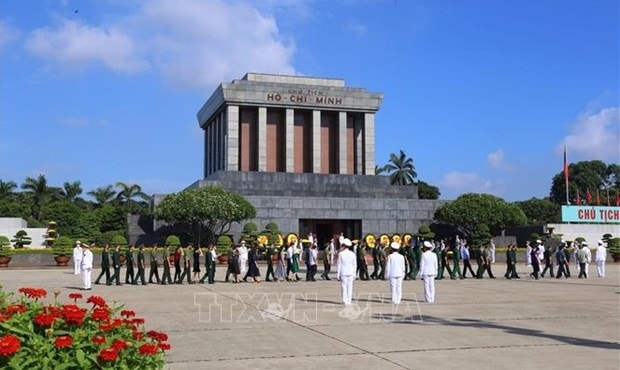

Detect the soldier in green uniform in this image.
[110,244,122,285]
[411,240,422,280]
[160,245,173,285]
[509,244,520,278]
[148,244,161,284]
[377,244,386,280]
[435,242,444,279]
[134,244,147,285]
[125,245,135,284]
[356,241,369,280]
[94,244,111,285]
[178,245,195,284]
[264,244,276,282]
[451,241,463,279]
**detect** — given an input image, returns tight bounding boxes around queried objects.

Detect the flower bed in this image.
[0,286,170,369]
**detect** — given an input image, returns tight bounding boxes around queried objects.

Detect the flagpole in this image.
[564,145,569,205]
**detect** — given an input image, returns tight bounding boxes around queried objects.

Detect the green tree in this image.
[434,193,527,237]
[514,198,561,225]
[44,200,83,238]
[88,185,117,206]
[61,181,83,202]
[383,150,417,185]
[417,180,441,199]
[0,180,17,200]
[21,174,53,221]
[115,182,150,203]
[154,186,256,245]
[549,160,619,204]
[471,224,492,248]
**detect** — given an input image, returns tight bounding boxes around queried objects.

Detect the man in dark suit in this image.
[94,244,111,285]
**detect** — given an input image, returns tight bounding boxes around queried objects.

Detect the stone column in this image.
[204,127,209,177]
[354,115,363,175]
[258,107,267,172]
[285,108,294,173]
[364,113,375,175]
[214,115,220,173]
[339,111,347,174]
[312,110,321,173]
[226,105,239,171]
[220,110,227,172]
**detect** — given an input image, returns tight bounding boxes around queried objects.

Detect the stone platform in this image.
[1,263,618,369]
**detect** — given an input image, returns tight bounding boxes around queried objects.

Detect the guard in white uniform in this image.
[73,241,83,275]
[81,243,94,290]
[385,241,406,304]
[418,241,438,304]
[337,238,357,305]
[595,240,607,278]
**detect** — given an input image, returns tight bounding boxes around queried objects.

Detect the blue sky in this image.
[1,0,618,201]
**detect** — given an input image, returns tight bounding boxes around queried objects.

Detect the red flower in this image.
[99,322,113,332]
[63,306,86,326]
[86,296,106,308]
[91,307,110,322]
[43,306,63,318]
[0,314,11,323]
[92,335,106,345]
[158,342,171,351]
[112,319,122,328]
[68,292,83,300]
[120,310,135,318]
[147,330,168,342]
[132,330,144,340]
[112,339,128,351]
[54,335,73,349]
[18,287,47,299]
[98,348,118,362]
[0,334,21,357]
[5,304,26,315]
[138,343,158,356]
[132,318,145,325]
[34,313,56,327]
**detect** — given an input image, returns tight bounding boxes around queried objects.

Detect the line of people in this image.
[525,239,606,280]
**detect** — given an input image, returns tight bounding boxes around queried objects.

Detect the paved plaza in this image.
[1,264,618,369]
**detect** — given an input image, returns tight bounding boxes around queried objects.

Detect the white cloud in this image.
[486,149,513,171]
[0,20,20,49]
[26,20,147,73]
[439,171,493,193]
[557,106,620,161]
[24,0,297,90]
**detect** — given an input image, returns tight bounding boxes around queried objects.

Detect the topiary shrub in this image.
[11,230,32,249]
[216,235,232,255]
[111,235,129,247]
[165,235,181,247]
[243,222,258,233]
[0,236,13,257]
[53,236,74,256]
[608,237,620,262]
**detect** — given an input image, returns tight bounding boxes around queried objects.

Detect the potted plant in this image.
[608,237,620,262]
[216,235,232,264]
[0,235,13,267]
[11,230,32,249]
[52,235,74,266]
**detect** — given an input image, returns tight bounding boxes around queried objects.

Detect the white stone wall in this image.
[547,223,620,244]
[0,218,48,249]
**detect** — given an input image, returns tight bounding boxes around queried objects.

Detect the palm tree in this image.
[87,185,117,206]
[61,181,83,202]
[374,165,387,176]
[115,182,150,203]
[0,180,17,199]
[21,174,51,220]
[384,150,417,185]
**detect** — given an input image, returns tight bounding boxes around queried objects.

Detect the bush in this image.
[11,230,32,249]
[0,236,13,257]
[111,235,128,247]
[0,286,170,368]
[608,237,620,255]
[53,236,74,256]
[242,222,258,233]
[216,235,232,255]
[164,235,181,247]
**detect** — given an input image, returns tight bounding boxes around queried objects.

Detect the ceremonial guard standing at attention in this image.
[94,244,111,285]
[385,242,405,304]
[418,241,438,304]
[73,240,83,275]
[337,238,357,305]
[81,243,93,290]
[595,240,606,278]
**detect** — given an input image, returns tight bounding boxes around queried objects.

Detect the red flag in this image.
[563,146,569,181]
[596,189,601,206]
[576,189,581,205]
[616,191,620,207]
[607,189,611,206]
[586,189,592,204]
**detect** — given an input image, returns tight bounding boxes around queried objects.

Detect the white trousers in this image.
[422,275,435,303]
[74,259,82,275]
[596,261,605,277]
[340,275,354,305]
[389,276,403,304]
[82,268,92,289]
